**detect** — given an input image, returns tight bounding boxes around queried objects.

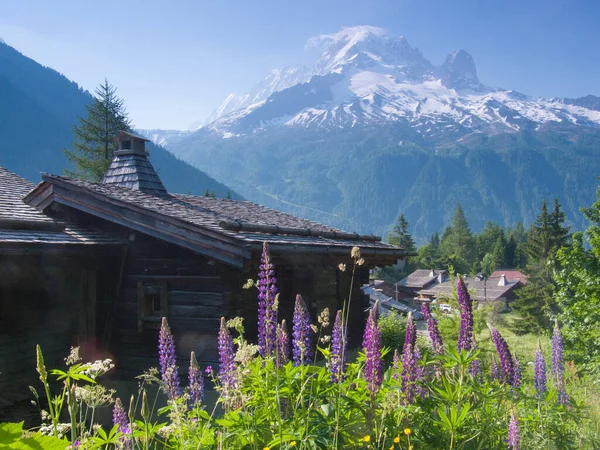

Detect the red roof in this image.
[490,270,528,285]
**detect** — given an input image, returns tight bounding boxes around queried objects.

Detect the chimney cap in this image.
[115,130,150,143]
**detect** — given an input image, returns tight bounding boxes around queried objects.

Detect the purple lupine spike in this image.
[363,304,383,394]
[490,356,500,382]
[534,340,547,399]
[552,321,568,405]
[421,302,444,354]
[257,242,278,357]
[218,317,237,391]
[276,320,290,368]
[513,355,522,389]
[507,410,520,450]
[188,351,204,408]
[489,325,515,386]
[404,312,416,352]
[113,398,129,433]
[159,317,181,399]
[330,310,348,383]
[292,295,312,365]
[457,276,474,353]
[392,348,401,381]
[401,342,417,403]
[414,345,428,398]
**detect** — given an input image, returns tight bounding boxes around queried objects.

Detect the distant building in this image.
[490,270,528,285]
[418,272,525,307]
[361,282,423,320]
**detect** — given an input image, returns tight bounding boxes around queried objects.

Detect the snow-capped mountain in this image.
[201,26,600,137]
[141,26,600,240]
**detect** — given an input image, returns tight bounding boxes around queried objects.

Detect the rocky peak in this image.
[310,26,432,76]
[439,49,480,90]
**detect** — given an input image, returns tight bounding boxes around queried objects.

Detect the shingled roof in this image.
[0,167,121,246]
[398,269,447,289]
[25,174,411,267]
[419,275,523,302]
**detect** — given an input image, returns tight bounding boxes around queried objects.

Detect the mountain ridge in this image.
[141,26,600,240]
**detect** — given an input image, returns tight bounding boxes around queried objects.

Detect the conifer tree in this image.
[513,199,570,333]
[64,79,131,181]
[439,204,475,273]
[388,213,416,252]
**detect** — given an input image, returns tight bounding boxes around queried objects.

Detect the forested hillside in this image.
[0,42,237,198]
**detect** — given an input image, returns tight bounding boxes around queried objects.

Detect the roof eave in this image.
[27,176,250,268]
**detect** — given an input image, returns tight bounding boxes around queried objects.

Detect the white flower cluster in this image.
[82,359,115,379]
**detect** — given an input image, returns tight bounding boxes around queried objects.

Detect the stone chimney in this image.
[498,274,507,286]
[101,131,167,196]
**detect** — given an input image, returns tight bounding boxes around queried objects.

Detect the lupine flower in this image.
[276,320,290,368]
[392,348,401,381]
[404,312,416,352]
[507,410,520,450]
[363,304,383,394]
[113,398,129,433]
[159,318,180,399]
[489,325,515,386]
[414,345,428,398]
[421,302,444,354]
[258,242,278,357]
[534,340,547,399]
[552,321,568,405]
[292,295,313,365]
[330,310,348,383]
[513,355,522,389]
[188,351,204,408]
[401,342,417,403]
[218,317,236,391]
[456,276,474,352]
[490,356,500,382]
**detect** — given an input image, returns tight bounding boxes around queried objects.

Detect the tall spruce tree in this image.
[64,80,131,181]
[512,199,570,333]
[439,204,475,274]
[388,213,416,252]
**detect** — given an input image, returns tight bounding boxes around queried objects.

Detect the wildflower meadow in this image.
[3,244,600,449]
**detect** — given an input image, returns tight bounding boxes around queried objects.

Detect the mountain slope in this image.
[152,26,600,239]
[0,41,238,198]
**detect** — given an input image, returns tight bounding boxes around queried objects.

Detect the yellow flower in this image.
[389,446,394,450]
[363,435,371,443]
[290,442,296,447]
[394,436,400,443]
[263,448,269,450]
[404,428,411,435]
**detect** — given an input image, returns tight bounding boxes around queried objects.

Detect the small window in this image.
[121,140,132,150]
[137,282,168,331]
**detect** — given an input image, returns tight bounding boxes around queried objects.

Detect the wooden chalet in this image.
[16,131,411,383]
[0,167,123,414]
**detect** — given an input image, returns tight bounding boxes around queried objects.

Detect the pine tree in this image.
[388,213,416,252]
[512,199,570,333]
[64,80,131,181]
[439,204,475,273]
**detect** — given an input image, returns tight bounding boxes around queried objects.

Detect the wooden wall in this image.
[107,233,237,378]
[0,253,105,413]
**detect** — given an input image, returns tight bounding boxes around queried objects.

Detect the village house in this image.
[0,131,412,415]
[417,272,525,308]
[395,269,449,303]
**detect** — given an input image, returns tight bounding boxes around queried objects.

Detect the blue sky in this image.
[1,0,598,129]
